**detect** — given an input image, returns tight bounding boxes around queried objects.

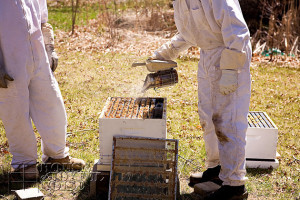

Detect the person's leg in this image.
[24,0,84,170]
[204,44,251,200]
[26,0,85,169]
[214,46,251,186]
[29,67,69,163]
[214,68,251,185]
[0,92,38,169]
[29,71,85,170]
[11,0,70,163]
[197,49,221,169]
[190,49,223,188]
[0,0,38,170]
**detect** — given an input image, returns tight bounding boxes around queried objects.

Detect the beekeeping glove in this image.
[219,48,247,95]
[149,44,172,61]
[0,64,14,88]
[149,52,165,61]
[219,69,238,95]
[41,23,58,72]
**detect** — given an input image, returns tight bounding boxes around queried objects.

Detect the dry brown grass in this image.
[252,0,300,58]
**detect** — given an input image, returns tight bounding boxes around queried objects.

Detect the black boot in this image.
[189,165,222,187]
[204,185,248,200]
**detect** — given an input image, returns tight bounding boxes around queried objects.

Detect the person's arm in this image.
[211,0,250,70]
[151,33,192,60]
[211,0,250,95]
[39,0,48,24]
[40,0,58,72]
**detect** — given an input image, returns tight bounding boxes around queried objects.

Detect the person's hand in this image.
[0,65,14,88]
[45,44,58,72]
[219,69,238,95]
[148,51,166,61]
[41,23,58,72]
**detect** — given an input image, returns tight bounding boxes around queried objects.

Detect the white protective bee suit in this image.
[0,0,68,169]
[153,0,251,186]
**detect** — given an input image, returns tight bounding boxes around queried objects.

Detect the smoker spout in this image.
[141,74,155,92]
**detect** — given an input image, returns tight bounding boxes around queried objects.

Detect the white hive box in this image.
[245,111,279,168]
[98,97,167,171]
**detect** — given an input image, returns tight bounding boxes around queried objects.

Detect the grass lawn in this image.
[0,4,299,200]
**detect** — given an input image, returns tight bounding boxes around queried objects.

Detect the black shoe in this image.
[204,185,248,200]
[189,165,222,187]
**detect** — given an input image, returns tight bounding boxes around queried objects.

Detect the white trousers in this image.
[197,45,252,186]
[0,0,68,169]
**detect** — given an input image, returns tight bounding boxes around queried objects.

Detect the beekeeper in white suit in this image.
[0,0,85,180]
[150,0,251,199]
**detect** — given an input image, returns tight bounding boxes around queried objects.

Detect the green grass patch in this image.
[47,0,172,31]
[48,4,100,31]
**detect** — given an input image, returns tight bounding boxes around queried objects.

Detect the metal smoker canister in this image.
[142,68,178,92]
[132,59,179,92]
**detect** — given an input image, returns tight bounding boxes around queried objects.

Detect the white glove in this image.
[150,41,178,61]
[45,44,58,72]
[41,23,58,72]
[0,65,14,88]
[219,69,238,95]
[149,51,166,60]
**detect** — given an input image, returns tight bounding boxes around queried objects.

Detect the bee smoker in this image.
[132,59,178,92]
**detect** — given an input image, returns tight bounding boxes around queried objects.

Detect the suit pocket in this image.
[190,0,210,30]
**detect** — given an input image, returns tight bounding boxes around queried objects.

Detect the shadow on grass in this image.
[0,167,11,196]
[76,175,97,200]
[179,192,203,200]
[78,183,202,200]
[246,167,274,176]
[0,166,40,197]
[76,169,110,200]
[0,163,90,198]
[79,174,204,200]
